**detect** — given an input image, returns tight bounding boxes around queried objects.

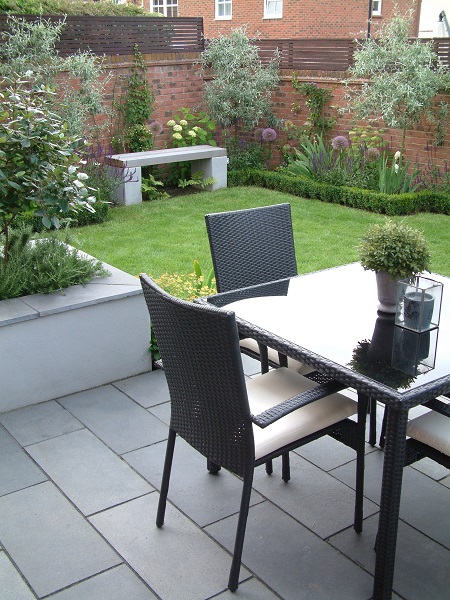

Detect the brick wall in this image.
[178,0,421,40]
[93,53,205,150]
[93,53,448,171]
[272,71,449,170]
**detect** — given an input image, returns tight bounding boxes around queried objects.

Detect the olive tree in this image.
[344,12,450,155]
[0,15,111,141]
[200,27,280,134]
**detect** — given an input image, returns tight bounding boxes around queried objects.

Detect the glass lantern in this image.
[395,276,443,333]
[391,326,438,377]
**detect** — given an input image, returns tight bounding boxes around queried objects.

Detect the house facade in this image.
[146,0,422,39]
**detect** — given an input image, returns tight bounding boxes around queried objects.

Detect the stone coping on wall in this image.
[0,257,142,327]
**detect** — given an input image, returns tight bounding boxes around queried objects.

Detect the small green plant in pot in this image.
[358,220,431,312]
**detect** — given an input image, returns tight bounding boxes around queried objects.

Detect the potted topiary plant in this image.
[358,219,431,312]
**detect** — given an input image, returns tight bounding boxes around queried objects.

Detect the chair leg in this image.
[207,459,221,474]
[258,343,274,476]
[156,428,176,528]
[379,410,387,449]
[281,453,290,482]
[228,470,254,592]
[354,393,368,533]
[369,397,377,447]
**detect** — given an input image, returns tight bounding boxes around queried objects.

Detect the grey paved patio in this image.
[1,356,449,600]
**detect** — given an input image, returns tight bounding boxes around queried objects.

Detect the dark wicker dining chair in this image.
[204,203,306,374]
[404,396,450,469]
[140,274,367,592]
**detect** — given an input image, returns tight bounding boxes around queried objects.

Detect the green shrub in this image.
[0,225,110,300]
[0,0,157,16]
[14,202,109,232]
[228,169,450,216]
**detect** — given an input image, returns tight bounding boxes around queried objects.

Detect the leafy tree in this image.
[344,11,450,155]
[0,0,155,16]
[200,26,280,136]
[0,73,97,265]
[0,15,111,142]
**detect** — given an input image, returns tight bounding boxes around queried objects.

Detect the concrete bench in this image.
[106,145,228,205]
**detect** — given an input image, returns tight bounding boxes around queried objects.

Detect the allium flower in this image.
[167,119,176,126]
[254,127,263,141]
[180,119,188,126]
[261,128,277,142]
[173,124,183,132]
[173,133,183,140]
[149,121,163,135]
[366,147,380,162]
[188,130,196,137]
[331,135,349,150]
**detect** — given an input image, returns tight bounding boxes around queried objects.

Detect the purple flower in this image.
[331,135,349,150]
[149,121,163,135]
[261,128,277,142]
[366,147,381,162]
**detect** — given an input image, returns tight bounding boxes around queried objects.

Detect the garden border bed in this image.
[0,254,151,413]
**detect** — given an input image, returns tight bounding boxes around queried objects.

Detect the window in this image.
[372,0,382,16]
[264,0,282,18]
[216,0,232,19]
[152,0,178,17]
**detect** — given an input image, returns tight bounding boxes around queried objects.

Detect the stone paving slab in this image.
[0,400,83,446]
[124,437,264,527]
[27,428,153,515]
[90,493,250,600]
[332,450,450,548]
[0,426,47,497]
[59,385,168,454]
[0,482,121,597]
[330,513,450,600]
[0,551,36,600]
[113,369,170,408]
[49,564,158,599]
[206,501,374,600]
[251,452,379,539]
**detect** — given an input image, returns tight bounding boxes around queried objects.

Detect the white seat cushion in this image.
[246,368,357,460]
[240,338,311,374]
[407,411,450,457]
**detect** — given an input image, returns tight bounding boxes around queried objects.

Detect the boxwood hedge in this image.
[228,169,450,216]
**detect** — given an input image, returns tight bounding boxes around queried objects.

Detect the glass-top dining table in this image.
[201,262,450,600]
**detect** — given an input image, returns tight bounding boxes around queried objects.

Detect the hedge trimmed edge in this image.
[228,169,450,216]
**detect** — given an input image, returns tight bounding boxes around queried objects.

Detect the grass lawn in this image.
[67,186,450,279]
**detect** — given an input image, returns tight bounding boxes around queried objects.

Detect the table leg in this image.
[373,406,408,600]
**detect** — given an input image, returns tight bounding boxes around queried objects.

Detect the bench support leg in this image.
[108,165,142,206]
[192,156,227,191]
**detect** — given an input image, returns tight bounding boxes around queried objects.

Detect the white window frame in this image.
[264,0,282,19]
[151,0,178,17]
[215,0,232,19]
[372,0,382,16]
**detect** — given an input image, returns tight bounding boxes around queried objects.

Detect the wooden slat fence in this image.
[255,38,450,71]
[0,14,448,69]
[256,38,357,71]
[0,15,204,55]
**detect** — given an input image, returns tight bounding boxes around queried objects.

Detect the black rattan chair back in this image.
[140,274,255,477]
[205,203,298,293]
